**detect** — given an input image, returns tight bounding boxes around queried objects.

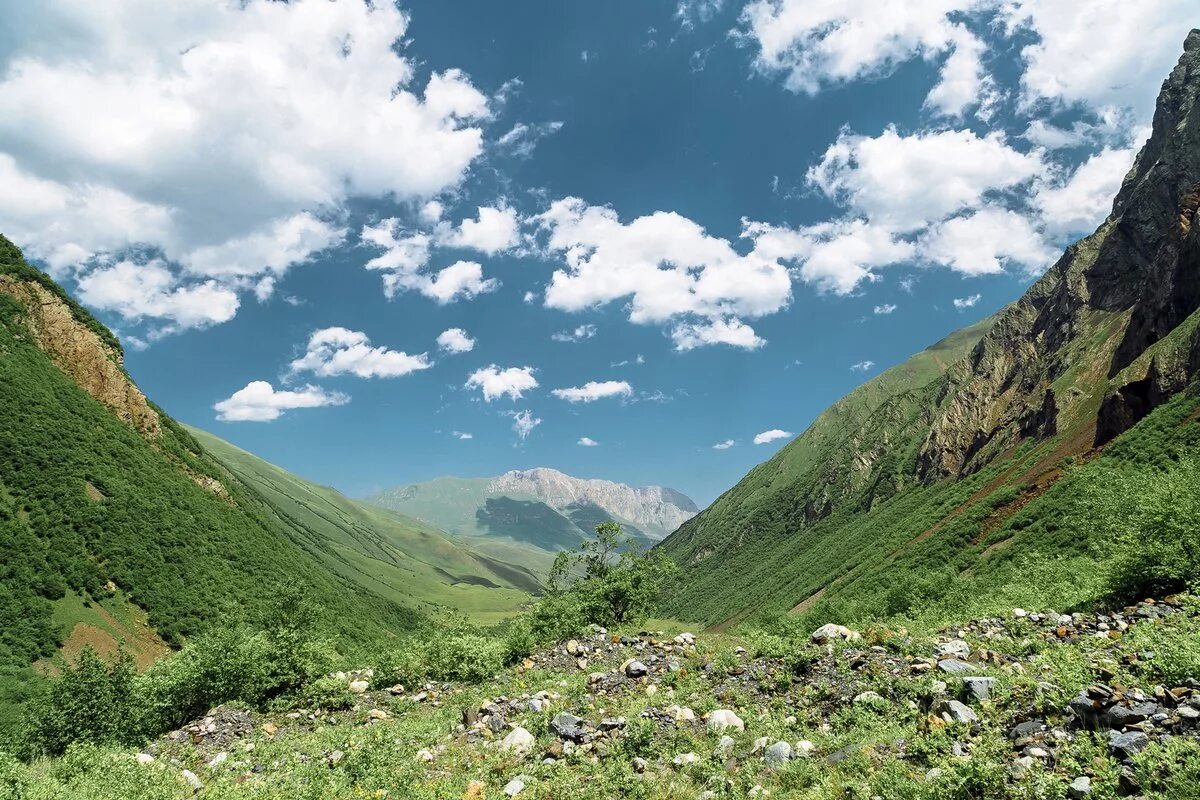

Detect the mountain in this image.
[660,31,1200,629]
[365,467,698,555]
[0,242,532,722]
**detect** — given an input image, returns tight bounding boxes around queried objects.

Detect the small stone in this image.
[504,777,527,797]
[962,677,999,702]
[764,741,792,768]
[926,768,943,781]
[672,752,698,767]
[501,726,536,756]
[811,623,861,644]
[367,708,389,721]
[936,640,971,660]
[348,680,369,694]
[566,639,581,655]
[713,735,735,758]
[934,699,978,724]
[182,770,204,792]
[793,740,814,758]
[327,750,345,766]
[1007,756,1035,779]
[1068,776,1092,798]
[1109,730,1149,759]
[853,691,884,704]
[937,659,974,675]
[1013,608,1027,618]
[624,660,649,678]
[551,712,587,742]
[416,748,435,763]
[135,753,155,765]
[707,709,745,732]
[631,757,648,773]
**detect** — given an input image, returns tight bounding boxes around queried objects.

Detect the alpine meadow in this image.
[3,2,1200,799]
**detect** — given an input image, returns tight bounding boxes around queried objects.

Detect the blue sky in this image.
[0,0,1196,504]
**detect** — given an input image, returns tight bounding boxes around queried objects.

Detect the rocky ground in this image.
[109,595,1200,798]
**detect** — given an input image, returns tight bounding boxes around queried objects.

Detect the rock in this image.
[504,777,527,797]
[853,691,884,704]
[327,750,345,766]
[487,714,507,733]
[672,752,698,767]
[933,699,978,724]
[182,770,204,792]
[665,705,696,722]
[937,659,974,675]
[631,757,648,773]
[624,660,649,678]
[1013,608,1027,618]
[348,680,369,694]
[707,709,745,732]
[936,640,970,659]
[599,717,626,731]
[367,708,389,721]
[793,740,814,758]
[962,677,998,702]
[764,741,792,768]
[811,623,861,644]
[1106,702,1157,728]
[1068,692,1103,727]
[550,712,588,742]
[416,748,435,763]
[135,753,155,765]
[1007,756,1035,779]
[501,726,536,756]
[1109,730,1150,759]
[713,735,735,758]
[1068,776,1092,798]
[566,639,581,655]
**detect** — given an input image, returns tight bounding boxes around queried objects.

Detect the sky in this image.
[0,0,1197,505]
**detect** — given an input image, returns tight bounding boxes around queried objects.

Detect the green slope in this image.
[186,427,538,621]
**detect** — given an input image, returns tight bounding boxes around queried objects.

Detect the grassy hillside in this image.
[187,427,538,622]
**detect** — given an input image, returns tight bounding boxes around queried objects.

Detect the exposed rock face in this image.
[487,467,698,536]
[0,275,161,438]
[917,31,1200,478]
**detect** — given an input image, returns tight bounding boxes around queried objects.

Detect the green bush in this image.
[0,751,28,800]
[24,647,138,757]
[297,676,355,710]
[374,618,506,687]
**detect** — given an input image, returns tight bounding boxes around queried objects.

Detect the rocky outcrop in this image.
[0,275,161,438]
[917,30,1200,478]
[487,468,698,536]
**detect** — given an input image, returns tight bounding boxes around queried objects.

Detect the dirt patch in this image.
[789,587,826,615]
[84,481,106,502]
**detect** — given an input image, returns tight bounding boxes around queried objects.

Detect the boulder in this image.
[962,677,998,702]
[811,624,861,644]
[1109,730,1149,759]
[933,699,978,724]
[764,741,792,768]
[550,712,587,742]
[1068,776,1092,798]
[937,659,974,675]
[707,709,745,732]
[500,727,536,756]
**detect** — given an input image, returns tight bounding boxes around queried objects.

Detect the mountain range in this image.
[364,468,698,555]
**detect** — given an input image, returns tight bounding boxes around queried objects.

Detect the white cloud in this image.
[874,303,897,315]
[850,360,875,372]
[753,428,792,445]
[496,121,564,158]
[75,259,239,334]
[712,439,736,450]
[0,0,491,330]
[453,431,473,440]
[578,436,599,447]
[920,207,1056,275]
[670,317,766,351]
[214,380,348,422]
[289,327,431,379]
[551,380,634,403]
[1033,146,1137,236]
[749,218,912,295]
[387,260,499,304]
[677,0,725,29]
[1002,0,1198,116]
[924,25,998,118]
[437,327,476,354]
[506,409,542,440]
[534,198,791,348]
[466,365,539,402]
[441,205,520,254]
[953,293,982,309]
[808,127,1048,232]
[551,324,597,343]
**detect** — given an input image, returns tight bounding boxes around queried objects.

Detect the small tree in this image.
[546,522,677,627]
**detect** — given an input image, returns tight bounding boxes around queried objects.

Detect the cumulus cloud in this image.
[506,409,542,440]
[400,260,499,304]
[453,431,473,440]
[551,380,634,403]
[748,218,912,295]
[712,439,736,450]
[289,327,431,379]
[850,360,875,372]
[441,205,520,254]
[1033,146,1137,236]
[0,0,491,331]
[671,317,766,351]
[953,294,982,309]
[214,380,348,422]
[533,198,791,349]
[578,436,599,447]
[874,303,897,315]
[437,328,476,353]
[551,324,598,343]
[466,365,539,402]
[75,259,239,335]
[753,428,792,445]
[920,207,1057,275]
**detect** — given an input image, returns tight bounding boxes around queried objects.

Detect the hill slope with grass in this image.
[660,30,1200,630]
[0,238,532,726]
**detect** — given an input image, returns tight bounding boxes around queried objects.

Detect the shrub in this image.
[297,676,355,710]
[23,647,137,757]
[374,618,506,687]
[0,751,27,800]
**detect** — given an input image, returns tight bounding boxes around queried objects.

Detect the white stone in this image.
[500,727,536,757]
[707,709,745,732]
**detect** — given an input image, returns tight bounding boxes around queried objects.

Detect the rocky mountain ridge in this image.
[486,467,698,536]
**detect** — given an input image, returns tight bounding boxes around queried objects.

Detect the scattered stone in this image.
[793,740,815,758]
[707,709,745,732]
[327,750,344,766]
[624,660,649,678]
[1109,730,1150,759]
[672,752,698,767]
[962,677,999,702]
[811,624,861,644]
[937,659,974,675]
[713,735,735,758]
[764,741,792,768]
[416,748,435,763]
[551,712,588,743]
[136,753,155,765]
[853,691,884,704]
[501,727,536,756]
[182,770,204,792]
[936,640,971,660]
[348,680,369,694]
[1068,775,1092,798]
[933,699,978,725]
[631,757,648,773]
[504,777,527,797]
